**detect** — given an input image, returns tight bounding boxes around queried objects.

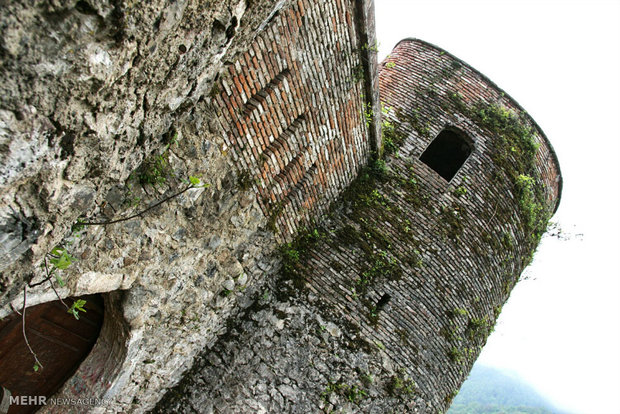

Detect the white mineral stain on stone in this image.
[89,47,112,67]
[81,44,117,81]
[34,60,68,76]
[275,318,285,330]
[74,271,124,294]
[0,107,53,188]
[168,96,185,111]
[222,279,235,291]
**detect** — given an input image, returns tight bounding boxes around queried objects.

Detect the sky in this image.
[374,1,620,413]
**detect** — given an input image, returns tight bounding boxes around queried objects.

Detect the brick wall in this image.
[295,38,562,408]
[298,38,563,408]
[379,38,561,206]
[213,0,379,240]
[0,0,563,410]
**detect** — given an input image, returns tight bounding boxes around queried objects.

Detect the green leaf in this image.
[189,176,201,186]
[33,363,39,372]
[50,246,64,256]
[50,256,68,269]
[68,299,87,320]
[73,299,87,312]
[55,274,66,287]
[49,248,75,270]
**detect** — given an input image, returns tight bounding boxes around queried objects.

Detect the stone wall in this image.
[1,0,276,304]
[154,39,561,413]
[0,0,379,412]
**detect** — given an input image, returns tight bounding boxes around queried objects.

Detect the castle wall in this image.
[212,0,378,240]
[0,0,379,412]
[155,39,561,413]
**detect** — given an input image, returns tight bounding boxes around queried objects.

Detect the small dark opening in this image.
[225,16,237,40]
[75,0,98,15]
[419,128,472,181]
[376,293,391,310]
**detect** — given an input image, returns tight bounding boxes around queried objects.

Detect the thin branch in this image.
[80,184,193,226]
[10,303,22,316]
[22,286,43,370]
[27,271,54,288]
[28,253,59,288]
[44,257,69,311]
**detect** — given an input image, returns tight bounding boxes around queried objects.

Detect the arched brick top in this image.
[379,38,562,212]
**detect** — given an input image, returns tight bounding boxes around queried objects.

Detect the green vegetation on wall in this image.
[448,92,552,258]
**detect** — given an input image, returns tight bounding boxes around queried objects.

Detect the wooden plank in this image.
[0,295,104,414]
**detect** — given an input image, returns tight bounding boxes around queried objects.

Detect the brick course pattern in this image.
[0,0,563,410]
[296,38,562,409]
[213,0,379,240]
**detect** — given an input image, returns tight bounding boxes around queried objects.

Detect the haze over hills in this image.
[448,364,571,414]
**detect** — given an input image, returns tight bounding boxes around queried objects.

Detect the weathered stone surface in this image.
[0,1,289,410]
[154,279,427,414]
[0,0,282,303]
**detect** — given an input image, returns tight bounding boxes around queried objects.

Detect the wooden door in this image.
[0,294,104,414]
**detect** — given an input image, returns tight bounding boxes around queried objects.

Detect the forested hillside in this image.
[448,365,568,414]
